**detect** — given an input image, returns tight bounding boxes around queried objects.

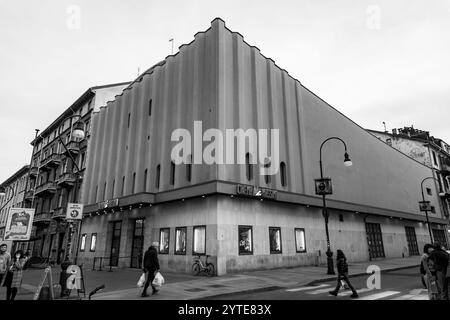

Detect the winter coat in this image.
[337,257,348,275]
[143,247,160,273]
[10,258,26,288]
[429,249,449,272]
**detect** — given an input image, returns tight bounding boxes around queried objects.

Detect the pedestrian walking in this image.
[329,250,359,298]
[426,257,439,300]
[420,243,434,288]
[428,242,449,300]
[3,250,26,300]
[141,242,160,297]
[0,243,12,290]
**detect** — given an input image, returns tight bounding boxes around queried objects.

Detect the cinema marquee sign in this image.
[236,184,277,200]
[97,198,119,210]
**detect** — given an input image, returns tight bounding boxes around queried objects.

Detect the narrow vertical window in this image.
[264,159,271,185]
[132,172,136,193]
[121,176,125,196]
[111,179,115,198]
[155,165,160,189]
[186,155,192,182]
[94,185,98,202]
[103,182,107,200]
[148,99,152,116]
[127,113,131,128]
[143,169,148,191]
[245,153,253,181]
[170,161,175,186]
[80,234,86,252]
[90,234,97,252]
[280,162,287,187]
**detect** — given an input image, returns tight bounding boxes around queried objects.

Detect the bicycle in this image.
[192,255,215,276]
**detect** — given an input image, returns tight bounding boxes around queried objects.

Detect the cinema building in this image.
[76,18,449,275]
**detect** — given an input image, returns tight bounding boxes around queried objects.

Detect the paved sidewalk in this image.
[0,256,419,300]
[94,256,420,300]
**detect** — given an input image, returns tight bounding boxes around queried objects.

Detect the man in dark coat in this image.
[428,242,449,300]
[141,242,160,297]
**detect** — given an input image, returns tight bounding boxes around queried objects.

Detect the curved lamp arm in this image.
[420,176,443,200]
[319,137,352,178]
[57,114,85,174]
[0,185,16,211]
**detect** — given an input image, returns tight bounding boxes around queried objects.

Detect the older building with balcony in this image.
[23,82,130,263]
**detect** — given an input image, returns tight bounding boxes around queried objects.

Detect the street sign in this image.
[66,203,83,220]
[236,184,277,200]
[419,201,431,212]
[315,178,333,195]
[4,208,35,241]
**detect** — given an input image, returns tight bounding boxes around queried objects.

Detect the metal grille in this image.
[365,222,385,259]
[405,226,419,256]
[432,229,448,249]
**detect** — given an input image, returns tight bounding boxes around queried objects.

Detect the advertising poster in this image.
[4,208,35,241]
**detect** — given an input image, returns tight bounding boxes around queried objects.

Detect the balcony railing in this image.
[34,181,57,197]
[33,212,52,224]
[52,207,66,220]
[24,190,34,201]
[41,153,61,170]
[57,172,78,188]
[63,140,80,156]
[29,166,39,177]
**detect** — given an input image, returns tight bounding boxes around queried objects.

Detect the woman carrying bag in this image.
[141,242,160,297]
[3,250,26,300]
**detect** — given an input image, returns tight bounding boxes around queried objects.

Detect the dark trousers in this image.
[334,273,357,294]
[6,287,18,300]
[142,269,156,295]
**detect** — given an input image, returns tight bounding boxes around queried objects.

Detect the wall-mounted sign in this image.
[315,178,333,196]
[419,201,431,212]
[97,198,119,210]
[66,203,84,220]
[4,208,35,241]
[236,185,277,200]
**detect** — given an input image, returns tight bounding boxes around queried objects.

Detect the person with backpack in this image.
[329,249,359,298]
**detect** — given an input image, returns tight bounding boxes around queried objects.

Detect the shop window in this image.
[159,228,170,254]
[90,233,97,252]
[269,227,282,254]
[193,226,206,255]
[280,162,287,187]
[295,228,307,253]
[239,226,253,255]
[80,234,86,252]
[175,227,187,255]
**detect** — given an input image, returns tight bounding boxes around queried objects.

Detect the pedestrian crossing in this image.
[286,283,429,300]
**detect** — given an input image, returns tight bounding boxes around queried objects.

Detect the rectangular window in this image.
[432,151,438,166]
[269,227,282,254]
[239,226,253,255]
[175,227,187,255]
[295,228,307,253]
[193,226,206,255]
[426,188,432,196]
[90,233,97,252]
[431,206,436,214]
[80,234,87,252]
[159,228,170,254]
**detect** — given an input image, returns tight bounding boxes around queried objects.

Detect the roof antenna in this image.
[169,38,174,55]
[382,121,387,133]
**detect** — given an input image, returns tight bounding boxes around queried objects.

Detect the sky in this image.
[1,0,449,182]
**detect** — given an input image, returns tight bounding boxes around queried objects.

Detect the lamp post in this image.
[419,177,445,243]
[56,115,85,267]
[315,137,352,275]
[0,185,16,212]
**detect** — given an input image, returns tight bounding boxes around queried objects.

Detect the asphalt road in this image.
[210,267,430,300]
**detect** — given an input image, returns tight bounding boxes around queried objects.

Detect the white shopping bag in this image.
[152,272,165,288]
[137,272,146,288]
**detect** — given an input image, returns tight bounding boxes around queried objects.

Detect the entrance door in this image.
[432,229,448,249]
[130,219,145,268]
[365,222,385,259]
[405,226,419,256]
[110,221,122,267]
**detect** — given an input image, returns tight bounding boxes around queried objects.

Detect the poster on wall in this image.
[4,208,35,241]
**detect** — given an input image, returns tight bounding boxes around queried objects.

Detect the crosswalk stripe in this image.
[286,284,330,292]
[409,295,428,300]
[307,287,336,295]
[358,291,400,300]
[391,289,427,300]
[339,287,373,296]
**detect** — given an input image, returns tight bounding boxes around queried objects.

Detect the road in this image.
[210,268,430,300]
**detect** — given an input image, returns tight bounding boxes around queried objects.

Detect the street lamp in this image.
[315,137,352,275]
[56,115,85,267]
[419,177,444,243]
[0,185,15,211]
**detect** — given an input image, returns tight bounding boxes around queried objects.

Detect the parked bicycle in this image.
[192,255,215,276]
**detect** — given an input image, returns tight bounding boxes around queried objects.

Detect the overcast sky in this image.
[1,0,449,182]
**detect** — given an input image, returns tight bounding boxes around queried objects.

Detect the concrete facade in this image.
[77,18,449,275]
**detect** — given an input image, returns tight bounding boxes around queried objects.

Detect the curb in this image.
[193,286,283,300]
[306,264,419,286]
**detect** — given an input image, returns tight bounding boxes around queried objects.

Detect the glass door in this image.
[110,221,122,267]
[130,219,145,268]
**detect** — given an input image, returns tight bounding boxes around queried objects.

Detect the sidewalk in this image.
[0,256,419,300]
[93,256,420,300]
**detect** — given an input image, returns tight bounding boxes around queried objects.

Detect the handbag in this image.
[137,272,146,288]
[152,271,164,288]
